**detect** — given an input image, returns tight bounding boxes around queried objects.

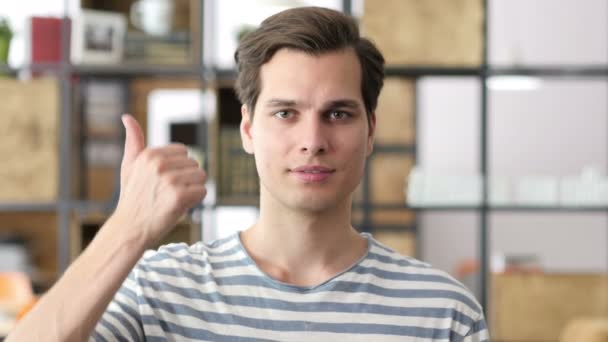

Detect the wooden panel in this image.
[186,0,201,62]
[373,230,416,257]
[362,0,483,66]
[375,78,415,145]
[491,273,608,341]
[86,166,117,201]
[370,154,414,204]
[0,78,59,201]
[0,213,58,289]
[174,0,193,31]
[371,209,415,226]
[560,318,608,342]
[70,213,201,261]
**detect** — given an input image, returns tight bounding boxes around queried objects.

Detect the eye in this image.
[328,111,350,120]
[274,110,292,119]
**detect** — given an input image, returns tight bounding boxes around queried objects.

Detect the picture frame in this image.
[71,10,126,65]
[147,88,215,148]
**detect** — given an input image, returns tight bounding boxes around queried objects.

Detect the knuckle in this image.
[176,192,190,208]
[140,150,151,162]
[153,159,165,174]
[169,189,182,207]
[142,150,157,163]
[171,143,187,153]
[164,174,177,187]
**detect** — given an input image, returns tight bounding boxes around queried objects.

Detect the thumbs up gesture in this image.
[113,114,207,247]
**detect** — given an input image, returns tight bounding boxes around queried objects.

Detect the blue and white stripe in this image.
[92,233,489,341]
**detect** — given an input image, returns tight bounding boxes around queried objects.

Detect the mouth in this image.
[290,165,335,182]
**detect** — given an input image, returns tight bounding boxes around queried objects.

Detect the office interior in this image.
[0,0,607,340]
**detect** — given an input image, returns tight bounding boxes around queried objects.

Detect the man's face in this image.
[240,48,375,213]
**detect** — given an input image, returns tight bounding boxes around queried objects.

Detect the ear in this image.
[240,104,254,154]
[366,112,376,156]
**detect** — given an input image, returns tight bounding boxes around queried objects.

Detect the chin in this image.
[286,192,348,213]
[291,200,333,213]
[260,178,353,213]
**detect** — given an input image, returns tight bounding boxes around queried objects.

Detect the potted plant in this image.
[236,24,256,42]
[0,17,13,65]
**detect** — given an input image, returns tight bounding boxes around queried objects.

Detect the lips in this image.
[290,165,335,182]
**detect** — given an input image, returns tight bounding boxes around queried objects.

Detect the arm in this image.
[6,114,206,342]
[8,215,146,342]
[462,314,490,342]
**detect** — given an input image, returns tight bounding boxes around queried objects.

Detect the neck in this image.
[240,191,368,287]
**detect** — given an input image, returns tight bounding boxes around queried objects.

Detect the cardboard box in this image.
[0,78,59,201]
[362,0,483,66]
[491,273,608,341]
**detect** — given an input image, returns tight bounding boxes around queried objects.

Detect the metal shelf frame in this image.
[0,203,58,212]
[1,0,606,316]
[360,0,608,314]
[52,0,208,272]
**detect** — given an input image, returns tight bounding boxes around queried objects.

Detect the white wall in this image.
[418,0,608,278]
[489,0,607,66]
[0,0,80,67]
[489,80,608,273]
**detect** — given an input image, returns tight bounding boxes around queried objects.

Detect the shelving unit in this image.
[359,0,608,318]
[1,2,606,332]
[0,0,207,288]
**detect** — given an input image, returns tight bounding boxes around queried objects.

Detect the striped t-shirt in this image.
[92,233,489,341]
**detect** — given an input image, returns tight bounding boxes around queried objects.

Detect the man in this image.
[8,6,489,341]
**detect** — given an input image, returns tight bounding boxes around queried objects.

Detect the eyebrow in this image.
[264,98,362,110]
[265,99,297,108]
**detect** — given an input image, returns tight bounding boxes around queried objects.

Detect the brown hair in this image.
[234,6,385,120]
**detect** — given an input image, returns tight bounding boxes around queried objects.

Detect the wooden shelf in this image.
[69,212,201,261]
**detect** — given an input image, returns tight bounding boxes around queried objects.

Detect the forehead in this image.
[257,48,363,106]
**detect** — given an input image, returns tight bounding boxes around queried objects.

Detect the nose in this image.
[299,116,328,155]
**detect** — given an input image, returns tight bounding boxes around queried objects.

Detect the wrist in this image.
[98,213,152,253]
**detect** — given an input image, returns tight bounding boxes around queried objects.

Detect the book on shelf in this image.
[84,80,125,135]
[219,128,259,199]
[82,79,125,169]
[85,140,122,167]
[30,17,69,65]
[124,31,192,65]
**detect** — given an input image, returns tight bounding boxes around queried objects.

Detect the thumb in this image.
[121,114,145,168]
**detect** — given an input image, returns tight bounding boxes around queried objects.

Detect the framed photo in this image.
[71,10,126,65]
[147,88,215,148]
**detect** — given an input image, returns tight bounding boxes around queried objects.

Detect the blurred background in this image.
[0,0,606,340]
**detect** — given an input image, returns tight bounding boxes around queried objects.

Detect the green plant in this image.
[0,17,12,65]
[0,17,12,38]
[236,25,256,42]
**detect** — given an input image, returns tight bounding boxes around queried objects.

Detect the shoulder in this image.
[362,234,485,322]
[134,233,242,276]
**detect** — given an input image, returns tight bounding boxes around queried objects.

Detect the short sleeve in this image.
[89,268,144,341]
[462,313,490,342]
